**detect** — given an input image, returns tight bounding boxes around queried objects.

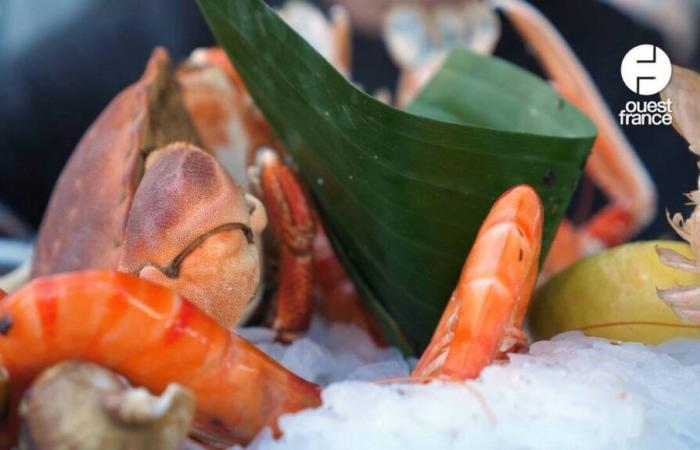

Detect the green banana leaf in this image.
[197,0,597,354]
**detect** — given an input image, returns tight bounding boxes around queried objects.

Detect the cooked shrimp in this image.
[414,185,544,380]
[0,271,320,448]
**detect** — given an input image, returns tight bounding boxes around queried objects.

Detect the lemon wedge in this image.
[529,241,700,344]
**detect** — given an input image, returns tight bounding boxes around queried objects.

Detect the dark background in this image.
[0,0,698,240]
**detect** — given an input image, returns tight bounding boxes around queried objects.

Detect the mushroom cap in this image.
[19,361,195,450]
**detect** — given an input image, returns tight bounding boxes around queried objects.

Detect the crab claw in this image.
[32,48,201,278]
[118,142,267,329]
[252,149,315,341]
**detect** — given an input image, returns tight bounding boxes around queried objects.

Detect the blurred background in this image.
[0,0,699,272]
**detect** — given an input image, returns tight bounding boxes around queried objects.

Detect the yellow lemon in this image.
[529,241,700,344]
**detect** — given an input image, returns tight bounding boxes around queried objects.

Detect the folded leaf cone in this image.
[197,0,596,353]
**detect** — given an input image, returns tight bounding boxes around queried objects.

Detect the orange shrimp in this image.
[0,271,320,448]
[414,185,543,380]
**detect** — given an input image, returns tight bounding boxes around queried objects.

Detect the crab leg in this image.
[313,225,387,345]
[255,150,316,340]
[494,0,656,276]
[413,185,543,380]
[0,271,321,447]
[256,153,385,342]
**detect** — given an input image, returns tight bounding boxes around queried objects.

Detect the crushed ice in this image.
[239,316,412,385]
[237,318,700,450]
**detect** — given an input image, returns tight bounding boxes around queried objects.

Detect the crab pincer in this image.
[0,271,321,448]
[414,185,544,381]
[31,48,268,331]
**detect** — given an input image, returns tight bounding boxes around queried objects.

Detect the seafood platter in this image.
[2,0,700,449]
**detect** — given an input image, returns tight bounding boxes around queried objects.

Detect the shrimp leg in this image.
[413,185,544,380]
[0,271,320,448]
[494,0,656,278]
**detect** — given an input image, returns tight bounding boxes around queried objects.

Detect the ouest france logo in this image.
[618,44,673,126]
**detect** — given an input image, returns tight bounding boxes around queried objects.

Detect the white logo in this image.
[620,44,672,96]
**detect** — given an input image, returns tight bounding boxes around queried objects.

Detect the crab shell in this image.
[33,48,266,329]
